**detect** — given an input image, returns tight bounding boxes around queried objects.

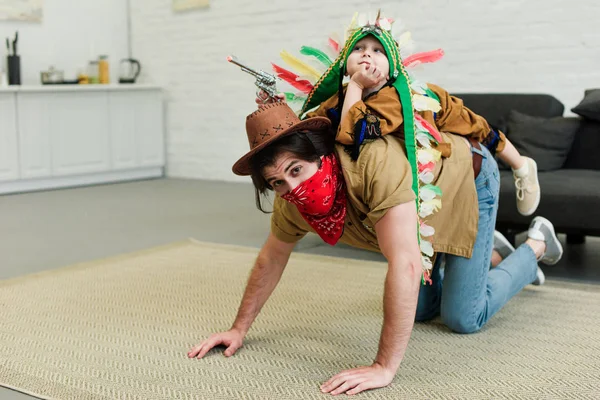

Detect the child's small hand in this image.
[350,64,388,90]
[255,90,285,107]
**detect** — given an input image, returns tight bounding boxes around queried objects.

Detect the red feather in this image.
[403,49,445,68]
[423,270,433,285]
[418,161,436,173]
[414,113,443,143]
[328,37,340,54]
[271,63,314,94]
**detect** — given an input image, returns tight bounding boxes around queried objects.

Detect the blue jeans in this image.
[415,144,538,333]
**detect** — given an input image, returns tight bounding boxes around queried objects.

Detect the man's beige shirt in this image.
[271,133,479,258]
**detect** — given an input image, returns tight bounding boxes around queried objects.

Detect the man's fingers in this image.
[320,378,336,393]
[188,332,243,360]
[321,374,348,393]
[196,337,221,358]
[187,348,198,358]
[192,343,207,358]
[322,366,391,395]
[347,383,369,395]
[330,380,358,395]
[322,373,342,388]
[223,342,240,357]
[196,345,213,358]
[188,341,207,358]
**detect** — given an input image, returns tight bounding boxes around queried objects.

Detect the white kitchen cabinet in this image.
[108,90,164,170]
[133,93,164,167]
[50,92,111,176]
[0,92,19,182]
[17,93,53,179]
[0,85,165,195]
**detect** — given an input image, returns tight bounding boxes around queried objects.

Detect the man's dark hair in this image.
[250,130,335,213]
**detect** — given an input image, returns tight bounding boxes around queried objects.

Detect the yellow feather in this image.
[347,12,358,33]
[397,31,412,49]
[413,94,442,113]
[426,148,442,162]
[280,50,321,82]
[423,199,442,211]
[429,199,442,211]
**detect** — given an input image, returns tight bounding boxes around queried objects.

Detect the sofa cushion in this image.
[564,119,600,170]
[498,169,600,231]
[572,89,600,122]
[453,93,565,131]
[504,110,580,171]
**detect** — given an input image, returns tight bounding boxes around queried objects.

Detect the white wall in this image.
[129,0,600,182]
[0,0,129,85]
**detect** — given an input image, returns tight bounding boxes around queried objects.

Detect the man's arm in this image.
[188,232,295,359]
[231,232,296,335]
[320,202,422,395]
[373,202,422,372]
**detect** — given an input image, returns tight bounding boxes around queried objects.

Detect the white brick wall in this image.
[129,0,600,182]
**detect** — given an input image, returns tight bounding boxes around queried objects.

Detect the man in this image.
[187,102,562,396]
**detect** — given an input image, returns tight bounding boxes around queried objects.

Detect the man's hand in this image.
[349,64,388,91]
[320,363,394,396]
[188,328,245,359]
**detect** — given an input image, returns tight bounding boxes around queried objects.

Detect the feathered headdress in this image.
[273,11,445,284]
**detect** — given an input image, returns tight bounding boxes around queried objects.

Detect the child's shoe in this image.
[513,156,540,216]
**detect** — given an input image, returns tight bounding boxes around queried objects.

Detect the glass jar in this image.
[87,60,99,84]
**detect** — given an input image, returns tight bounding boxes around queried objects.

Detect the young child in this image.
[301,19,540,216]
[265,13,540,216]
[259,12,541,281]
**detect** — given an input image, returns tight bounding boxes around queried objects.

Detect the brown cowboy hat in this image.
[232,102,331,176]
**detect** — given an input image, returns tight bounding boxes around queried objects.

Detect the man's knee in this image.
[441,312,482,334]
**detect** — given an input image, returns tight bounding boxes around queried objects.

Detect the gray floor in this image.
[1,178,599,399]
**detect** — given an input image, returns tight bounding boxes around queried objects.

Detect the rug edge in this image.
[0,382,60,400]
[0,240,197,287]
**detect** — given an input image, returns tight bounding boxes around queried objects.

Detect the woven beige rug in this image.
[1,240,599,400]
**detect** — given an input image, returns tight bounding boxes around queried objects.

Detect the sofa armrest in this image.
[564,118,600,170]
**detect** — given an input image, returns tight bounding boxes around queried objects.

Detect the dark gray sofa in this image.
[453,92,600,244]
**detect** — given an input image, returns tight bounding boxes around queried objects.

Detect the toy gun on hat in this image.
[227,55,280,102]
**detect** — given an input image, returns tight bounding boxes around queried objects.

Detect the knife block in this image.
[7,55,21,85]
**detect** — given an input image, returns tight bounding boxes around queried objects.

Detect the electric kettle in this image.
[119,58,141,84]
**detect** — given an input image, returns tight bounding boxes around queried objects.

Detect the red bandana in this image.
[281,154,347,245]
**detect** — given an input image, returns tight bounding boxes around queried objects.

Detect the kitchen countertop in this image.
[0,84,162,92]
